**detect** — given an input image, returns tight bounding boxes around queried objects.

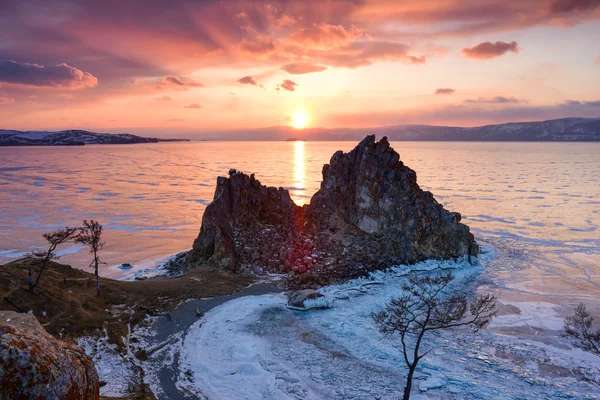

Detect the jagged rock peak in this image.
[187,170,302,272]
[0,311,100,399]
[184,135,478,283]
[308,134,478,266]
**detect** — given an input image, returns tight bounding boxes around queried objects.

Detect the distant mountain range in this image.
[223,117,600,141]
[0,129,190,146]
[2,117,600,144]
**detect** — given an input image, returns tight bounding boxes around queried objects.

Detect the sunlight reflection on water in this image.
[0,141,598,309]
[294,141,305,204]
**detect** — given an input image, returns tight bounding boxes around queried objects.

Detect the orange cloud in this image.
[461,41,519,59]
[435,88,455,95]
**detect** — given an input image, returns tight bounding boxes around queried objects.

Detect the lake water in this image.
[1,141,599,313]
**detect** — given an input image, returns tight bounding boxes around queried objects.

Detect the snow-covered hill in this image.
[0,129,190,146]
[219,117,600,141]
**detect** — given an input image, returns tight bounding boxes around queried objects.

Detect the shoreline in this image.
[86,246,600,399]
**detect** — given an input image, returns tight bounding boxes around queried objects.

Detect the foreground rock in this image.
[0,310,99,399]
[183,136,478,285]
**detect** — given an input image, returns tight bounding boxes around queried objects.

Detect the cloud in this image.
[313,41,426,68]
[464,96,528,104]
[184,103,202,109]
[280,79,299,91]
[0,94,14,105]
[240,35,276,55]
[549,0,600,15]
[289,23,366,49]
[0,60,98,88]
[155,95,172,101]
[155,75,204,90]
[562,99,600,107]
[281,63,327,74]
[461,41,519,60]
[328,100,600,128]
[435,88,455,95]
[237,76,263,88]
[595,55,600,64]
[0,0,598,87]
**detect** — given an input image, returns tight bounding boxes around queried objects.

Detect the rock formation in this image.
[184,136,478,284]
[0,311,100,400]
[186,169,303,273]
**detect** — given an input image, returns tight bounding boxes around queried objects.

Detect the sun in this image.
[291,110,310,129]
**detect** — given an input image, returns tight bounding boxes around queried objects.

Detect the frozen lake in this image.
[4,140,598,398]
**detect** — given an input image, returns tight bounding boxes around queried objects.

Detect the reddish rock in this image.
[0,311,99,400]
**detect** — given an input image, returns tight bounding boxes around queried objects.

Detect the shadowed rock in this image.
[0,310,100,399]
[307,135,477,264]
[184,136,478,284]
[186,170,302,273]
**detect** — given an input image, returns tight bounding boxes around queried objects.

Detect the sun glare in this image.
[291,110,309,129]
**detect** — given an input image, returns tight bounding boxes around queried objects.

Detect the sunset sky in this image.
[0,0,599,136]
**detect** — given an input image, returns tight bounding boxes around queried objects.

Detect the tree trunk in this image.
[403,365,416,400]
[94,254,99,296]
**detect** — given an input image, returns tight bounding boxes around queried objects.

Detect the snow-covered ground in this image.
[97,253,596,400]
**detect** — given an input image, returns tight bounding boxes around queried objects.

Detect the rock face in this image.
[0,311,100,400]
[187,170,303,272]
[186,136,478,284]
[307,135,477,264]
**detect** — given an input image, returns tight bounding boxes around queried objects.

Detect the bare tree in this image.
[75,219,105,296]
[26,227,78,291]
[563,303,600,357]
[372,272,497,400]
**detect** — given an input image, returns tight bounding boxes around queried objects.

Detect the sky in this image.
[0,0,599,136]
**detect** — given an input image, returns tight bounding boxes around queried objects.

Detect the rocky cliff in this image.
[185,136,478,284]
[186,170,303,273]
[0,311,99,400]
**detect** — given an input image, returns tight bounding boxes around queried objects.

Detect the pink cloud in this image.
[184,103,202,109]
[155,95,172,101]
[281,63,327,74]
[461,41,519,60]
[155,75,204,90]
[237,76,263,88]
[290,23,366,49]
[0,94,14,105]
[464,96,528,104]
[435,88,455,95]
[313,41,426,68]
[280,79,299,91]
[595,55,600,64]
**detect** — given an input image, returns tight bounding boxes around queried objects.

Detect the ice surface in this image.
[169,259,600,399]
